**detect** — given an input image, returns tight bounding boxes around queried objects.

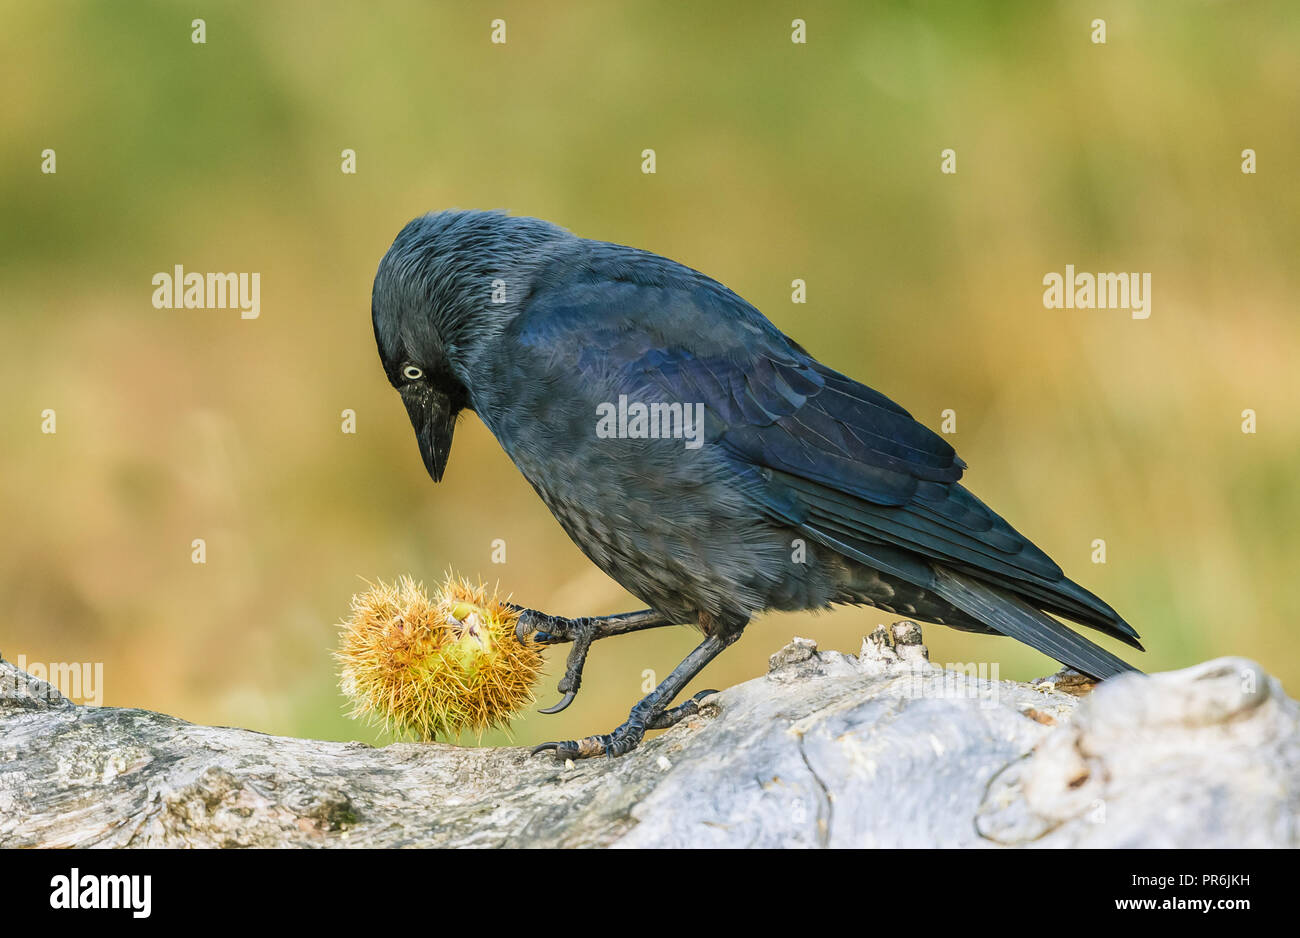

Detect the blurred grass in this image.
[1,0,1296,747]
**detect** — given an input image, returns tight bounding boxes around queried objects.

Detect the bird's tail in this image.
[805,527,1141,680]
[930,567,1140,680]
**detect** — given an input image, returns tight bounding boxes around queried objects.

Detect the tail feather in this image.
[803,526,1141,680]
[931,568,1140,680]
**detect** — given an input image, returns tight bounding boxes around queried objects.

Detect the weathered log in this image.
[2,624,1294,847]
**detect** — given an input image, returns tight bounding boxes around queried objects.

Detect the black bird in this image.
[371,209,1143,760]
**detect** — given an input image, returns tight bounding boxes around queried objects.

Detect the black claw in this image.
[530,723,648,760]
[514,610,569,645]
[532,739,588,760]
[643,689,720,730]
[537,690,577,714]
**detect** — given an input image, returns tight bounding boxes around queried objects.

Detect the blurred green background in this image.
[2,0,1297,748]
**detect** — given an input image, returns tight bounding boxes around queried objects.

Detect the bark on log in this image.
[2,624,1295,848]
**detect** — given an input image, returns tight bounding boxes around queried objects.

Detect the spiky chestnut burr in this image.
[336,575,544,741]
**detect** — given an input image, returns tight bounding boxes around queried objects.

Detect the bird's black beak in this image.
[401,385,457,482]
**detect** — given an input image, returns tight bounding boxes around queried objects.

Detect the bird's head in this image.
[371,209,569,482]
[377,349,467,484]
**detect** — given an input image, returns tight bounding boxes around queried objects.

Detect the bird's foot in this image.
[531,689,716,761]
[511,607,582,645]
[511,610,600,714]
[531,720,643,760]
[510,608,675,715]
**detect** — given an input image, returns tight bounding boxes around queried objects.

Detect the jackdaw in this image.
[371,209,1143,759]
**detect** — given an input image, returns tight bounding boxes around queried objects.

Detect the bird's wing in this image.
[509,245,1140,673]
[511,246,963,494]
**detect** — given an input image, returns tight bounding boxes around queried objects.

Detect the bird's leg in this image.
[511,607,673,645]
[510,608,678,714]
[533,631,734,760]
[645,688,718,730]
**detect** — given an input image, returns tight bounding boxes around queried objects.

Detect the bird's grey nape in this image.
[372,209,574,378]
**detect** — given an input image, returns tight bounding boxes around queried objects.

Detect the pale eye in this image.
[402,364,423,381]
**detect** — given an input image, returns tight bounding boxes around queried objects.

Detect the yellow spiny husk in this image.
[336,574,544,742]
